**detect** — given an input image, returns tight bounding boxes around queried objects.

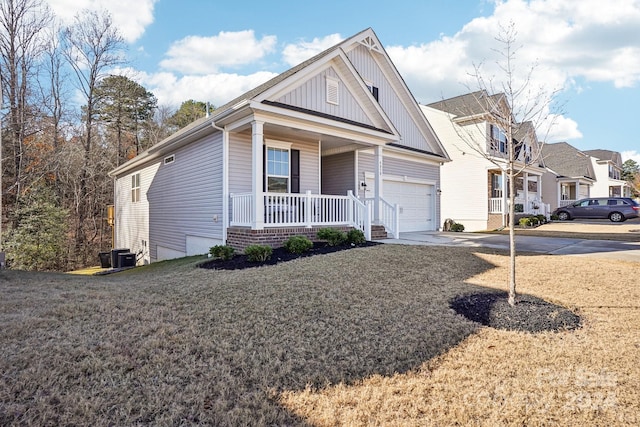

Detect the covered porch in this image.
[222,118,401,249]
[488,169,550,218]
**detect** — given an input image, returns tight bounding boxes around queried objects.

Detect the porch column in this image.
[523,172,529,212]
[374,145,383,223]
[501,169,507,226]
[576,181,580,201]
[252,120,265,230]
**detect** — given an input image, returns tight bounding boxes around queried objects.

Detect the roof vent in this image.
[326,76,339,105]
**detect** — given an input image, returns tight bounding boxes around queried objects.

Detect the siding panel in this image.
[321,152,355,195]
[346,45,430,152]
[146,132,224,260]
[277,67,374,127]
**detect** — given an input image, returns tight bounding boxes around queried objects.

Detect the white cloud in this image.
[120,68,277,108]
[622,150,640,164]
[46,0,157,43]
[159,30,277,75]
[282,33,344,66]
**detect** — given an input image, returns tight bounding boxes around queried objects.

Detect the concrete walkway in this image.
[377,231,640,262]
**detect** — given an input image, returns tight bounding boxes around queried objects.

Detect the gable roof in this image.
[542,142,595,180]
[427,90,505,119]
[584,149,622,167]
[111,28,448,177]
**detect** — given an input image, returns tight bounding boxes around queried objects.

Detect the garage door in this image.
[367,178,435,232]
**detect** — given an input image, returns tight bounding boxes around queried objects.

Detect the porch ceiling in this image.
[236,122,383,155]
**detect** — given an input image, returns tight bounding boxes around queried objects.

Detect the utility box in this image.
[111,248,130,268]
[118,253,136,268]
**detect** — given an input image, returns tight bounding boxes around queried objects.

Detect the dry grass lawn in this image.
[1,244,639,426]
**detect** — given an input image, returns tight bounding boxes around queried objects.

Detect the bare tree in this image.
[0,0,52,206]
[62,9,124,259]
[442,22,561,305]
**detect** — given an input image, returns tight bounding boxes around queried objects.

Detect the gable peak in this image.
[358,35,382,53]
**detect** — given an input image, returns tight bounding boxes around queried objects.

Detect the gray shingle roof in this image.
[583,149,622,167]
[542,142,594,179]
[427,90,504,118]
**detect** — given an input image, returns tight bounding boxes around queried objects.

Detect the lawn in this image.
[1,244,639,426]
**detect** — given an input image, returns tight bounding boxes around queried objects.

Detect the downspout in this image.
[211,120,229,244]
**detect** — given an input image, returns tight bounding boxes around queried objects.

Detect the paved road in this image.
[378,231,640,262]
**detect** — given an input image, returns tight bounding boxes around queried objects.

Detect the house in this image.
[422,91,547,232]
[108,28,450,264]
[583,149,632,198]
[540,142,595,212]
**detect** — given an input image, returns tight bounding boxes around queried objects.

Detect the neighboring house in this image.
[540,142,595,212]
[422,91,547,232]
[584,149,632,198]
[109,28,450,264]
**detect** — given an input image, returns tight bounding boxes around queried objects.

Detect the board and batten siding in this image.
[346,45,430,152]
[145,132,224,261]
[321,152,355,195]
[276,67,375,128]
[114,162,159,265]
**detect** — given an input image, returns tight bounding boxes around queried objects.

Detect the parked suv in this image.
[553,197,639,222]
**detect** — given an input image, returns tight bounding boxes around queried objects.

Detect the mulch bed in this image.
[199,241,380,270]
[450,292,581,333]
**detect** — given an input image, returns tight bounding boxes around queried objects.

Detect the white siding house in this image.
[422,91,548,232]
[109,28,450,263]
[584,149,632,198]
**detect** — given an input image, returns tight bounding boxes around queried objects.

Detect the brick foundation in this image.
[487,213,505,230]
[227,225,354,252]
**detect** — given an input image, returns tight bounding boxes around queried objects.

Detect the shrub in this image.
[550,214,559,221]
[346,228,366,245]
[316,228,347,246]
[244,245,273,262]
[284,235,313,254]
[450,222,465,232]
[536,214,546,224]
[209,245,235,260]
[519,217,532,227]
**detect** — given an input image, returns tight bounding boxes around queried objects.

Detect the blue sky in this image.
[47,0,640,163]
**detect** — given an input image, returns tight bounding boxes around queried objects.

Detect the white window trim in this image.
[265,143,291,193]
[131,173,141,203]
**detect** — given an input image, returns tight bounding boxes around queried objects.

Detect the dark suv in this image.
[553,197,639,222]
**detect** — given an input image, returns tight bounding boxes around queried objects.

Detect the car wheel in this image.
[609,212,624,222]
[557,211,570,221]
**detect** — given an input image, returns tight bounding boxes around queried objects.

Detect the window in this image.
[326,76,339,105]
[608,164,620,180]
[490,125,507,153]
[365,80,379,101]
[131,173,140,203]
[266,147,289,193]
[491,173,503,198]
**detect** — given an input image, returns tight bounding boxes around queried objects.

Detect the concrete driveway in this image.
[378,229,640,262]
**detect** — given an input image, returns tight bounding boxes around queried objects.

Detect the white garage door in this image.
[366,177,435,232]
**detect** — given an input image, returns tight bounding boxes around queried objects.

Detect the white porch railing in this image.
[365,197,400,239]
[489,197,551,218]
[230,190,372,240]
[489,198,503,214]
[559,199,576,208]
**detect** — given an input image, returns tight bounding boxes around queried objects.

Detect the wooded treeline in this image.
[0,0,208,271]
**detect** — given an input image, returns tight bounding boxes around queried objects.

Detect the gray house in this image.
[541,142,595,212]
[109,28,449,264]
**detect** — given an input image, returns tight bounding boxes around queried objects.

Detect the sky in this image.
[46,0,640,164]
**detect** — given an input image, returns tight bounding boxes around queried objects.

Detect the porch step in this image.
[370,225,389,240]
